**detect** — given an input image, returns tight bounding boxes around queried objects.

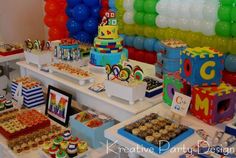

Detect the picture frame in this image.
[45,85,72,127]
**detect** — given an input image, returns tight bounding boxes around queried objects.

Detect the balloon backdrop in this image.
[44,0,68,40]
[66,0,101,43]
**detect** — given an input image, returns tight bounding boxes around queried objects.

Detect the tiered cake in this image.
[90,10,128,67]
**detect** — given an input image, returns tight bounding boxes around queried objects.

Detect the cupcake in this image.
[124,125,134,132]
[53,136,64,146]
[145,136,154,143]
[139,126,147,132]
[146,129,154,135]
[13,145,23,153]
[4,100,13,109]
[67,144,78,157]
[132,128,140,136]
[49,145,59,158]
[43,141,53,153]
[144,123,153,129]
[63,130,72,141]
[77,141,88,153]
[69,136,80,145]
[56,150,68,158]
[60,141,69,151]
[153,132,161,139]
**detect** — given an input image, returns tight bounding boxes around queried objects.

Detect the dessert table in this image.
[17,60,162,121]
[0,53,25,78]
[104,102,230,158]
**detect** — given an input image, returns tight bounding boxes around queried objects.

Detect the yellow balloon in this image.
[123,24,135,35]
[215,36,229,53]
[229,38,236,54]
[144,26,156,38]
[134,24,144,36]
[155,28,164,40]
[115,0,124,9]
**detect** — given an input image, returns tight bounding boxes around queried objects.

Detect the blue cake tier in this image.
[90,48,128,67]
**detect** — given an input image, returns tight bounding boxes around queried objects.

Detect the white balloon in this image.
[178,18,190,31]
[123,0,134,11]
[156,15,169,28]
[178,0,193,18]
[203,1,219,21]
[169,0,180,17]
[189,19,202,32]
[123,11,134,24]
[201,20,216,36]
[156,0,170,15]
[168,17,178,28]
[190,0,205,20]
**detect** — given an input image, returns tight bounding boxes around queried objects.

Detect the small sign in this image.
[171,92,191,117]
[13,83,24,106]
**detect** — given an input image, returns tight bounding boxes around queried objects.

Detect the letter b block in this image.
[190,83,236,125]
[180,47,225,86]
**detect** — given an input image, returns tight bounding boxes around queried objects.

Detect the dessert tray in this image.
[118,113,194,154]
[49,63,95,86]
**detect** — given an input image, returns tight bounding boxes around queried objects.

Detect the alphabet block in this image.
[190,83,236,125]
[108,18,117,26]
[180,47,225,86]
[163,73,191,106]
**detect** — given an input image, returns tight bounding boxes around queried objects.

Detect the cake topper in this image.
[25,39,51,51]
[105,64,144,82]
[100,10,116,26]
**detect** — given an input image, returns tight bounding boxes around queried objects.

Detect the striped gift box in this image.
[11,82,45,108]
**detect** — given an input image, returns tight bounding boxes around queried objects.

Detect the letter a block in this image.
[163,73,191,106]
[180,47,225,87]
[190,83,236,125]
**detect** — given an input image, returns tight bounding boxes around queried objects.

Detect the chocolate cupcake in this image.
[125,124,134,132]
[152,126,161,131]
[146,129,154,135]
[4,100,13,109]
[138,131,148,139]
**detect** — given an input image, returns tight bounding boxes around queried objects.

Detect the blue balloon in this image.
[133,36,145,50]
[66,6,74,17]
[225,54,236,72]
[144,38,156,52]
[124,36,135,47]
[74,31,93,43]
[67,0,82,7]
[72,4,90,22]
[154,40,162,53]
[67,19,82,34]
[119,34,126,39]
[83,18,98,34]
[91,6,101,18]
[83,0,99,7]
[109,0,116,8]
[110,8,117,12]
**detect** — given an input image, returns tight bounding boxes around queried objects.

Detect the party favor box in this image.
[11,79,45,108]
[70,114,115,148]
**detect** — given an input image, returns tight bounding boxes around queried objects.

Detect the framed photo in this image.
[46,85,72,127]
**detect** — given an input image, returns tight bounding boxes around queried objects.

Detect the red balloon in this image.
[144,53,157,64]
[100,7,109,17]
[101,0,109,8]
[55,14,68,29]
[136,50,146,62]
[44,14,57,27]
[127,47,135,59]
[48,27,64,41]
[45,1,60,16]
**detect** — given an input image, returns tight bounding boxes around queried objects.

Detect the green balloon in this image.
[232,23,236,37]
[134,12,144,25]
[134,0,144,12]
[215,21,232,37]
[218,6,232,21]
[220,0,234,6]
[144,13,157,26]
[144,0,158,13]
[231,8,236,21]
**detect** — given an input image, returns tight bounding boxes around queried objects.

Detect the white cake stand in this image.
[88,62,106,74]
